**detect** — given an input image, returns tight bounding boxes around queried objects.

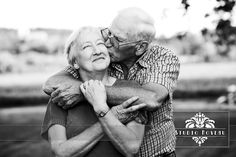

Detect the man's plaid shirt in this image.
[65,44,180,157]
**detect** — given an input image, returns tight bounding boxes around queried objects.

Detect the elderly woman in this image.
[41,26,147,157]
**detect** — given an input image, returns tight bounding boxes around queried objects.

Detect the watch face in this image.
[97,109,109,117]
[99,112,106,117]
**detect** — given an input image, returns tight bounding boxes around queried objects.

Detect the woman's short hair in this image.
[64,26,96,66]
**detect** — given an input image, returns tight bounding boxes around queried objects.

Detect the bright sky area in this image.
[0,0,235,37]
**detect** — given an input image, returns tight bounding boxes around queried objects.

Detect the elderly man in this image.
[44,8,180,157]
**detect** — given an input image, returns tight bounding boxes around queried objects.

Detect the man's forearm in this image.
[43,70,86,108]
[106,80,158,108]
[43,70,80,95]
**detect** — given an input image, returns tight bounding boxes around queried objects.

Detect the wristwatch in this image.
[96,108,110,118]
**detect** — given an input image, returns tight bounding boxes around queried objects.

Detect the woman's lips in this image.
[93,57,105,62]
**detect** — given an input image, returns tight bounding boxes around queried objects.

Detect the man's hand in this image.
[51,83,82,109]
[111,96,146,124]
[137,96,160,111]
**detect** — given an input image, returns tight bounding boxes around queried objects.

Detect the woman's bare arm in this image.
[48,122,103,157]
[80,80,145,157]
[98,111,145,157]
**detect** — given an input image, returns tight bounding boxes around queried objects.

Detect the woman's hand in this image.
[80,80,108,111]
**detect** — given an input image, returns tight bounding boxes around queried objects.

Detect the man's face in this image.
[103,23,136,63]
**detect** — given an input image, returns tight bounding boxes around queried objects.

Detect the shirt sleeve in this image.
[142,50,180,101]
[64,65,80,79]
[41,99,67,140]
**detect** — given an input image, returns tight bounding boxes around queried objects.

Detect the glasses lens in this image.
[110,37,120,49]
[101,28,109,41]
[101,28,120,49]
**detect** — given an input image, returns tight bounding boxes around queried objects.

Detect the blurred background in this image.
[0,0,236,156]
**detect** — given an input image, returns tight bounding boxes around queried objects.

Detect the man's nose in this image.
[105,39,113,48]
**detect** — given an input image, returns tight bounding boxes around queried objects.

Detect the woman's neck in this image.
[79,69,113,85]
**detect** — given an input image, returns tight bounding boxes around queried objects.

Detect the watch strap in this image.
[96,108,110,117]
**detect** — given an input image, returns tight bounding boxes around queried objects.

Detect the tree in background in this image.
[181,0,236,56]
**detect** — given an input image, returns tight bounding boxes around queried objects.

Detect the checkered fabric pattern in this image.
[65,44,180,157]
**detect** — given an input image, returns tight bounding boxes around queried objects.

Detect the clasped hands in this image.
[50,80,146,123]
[80,80,146,122]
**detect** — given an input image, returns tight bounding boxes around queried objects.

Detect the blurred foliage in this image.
[0,28,71,54]
[0,28,71,73]
[157,32,236,63]
[1,27,236,74]
[0,28,20,53]
[1,1,236,74]
[181,0,236,56]
[0,51,67,73]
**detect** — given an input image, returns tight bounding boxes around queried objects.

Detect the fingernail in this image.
[134,96,139,99]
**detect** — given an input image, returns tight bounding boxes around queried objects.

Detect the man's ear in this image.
[135,41,148,56]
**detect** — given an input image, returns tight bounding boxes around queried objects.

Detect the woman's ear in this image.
[135,41,149,56]
[74,62,79,69]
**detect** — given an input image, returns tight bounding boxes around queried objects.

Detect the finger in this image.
[80,84,86,94]
[84,81,89,88]
[63,99,73,109]
[57,101,64,107]
[67,98,76,106]
[52,85,60,90]
[66,96,78,106]
[121,96,139,108]
[99,80,105,87]
[43,86,56,94]
[51,94,61,103]
[51,89,60,98]
[88,80,94,85]
[124,103,147,113]
[62,105,68,110]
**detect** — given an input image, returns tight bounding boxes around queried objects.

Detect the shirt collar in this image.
[110,63,123,73]
[135,50,150,68]
[110,50,150,70]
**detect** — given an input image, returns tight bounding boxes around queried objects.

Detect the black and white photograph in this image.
[0,0,236,157]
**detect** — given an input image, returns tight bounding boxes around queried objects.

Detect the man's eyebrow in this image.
[116,35,126,41]
[112,32,126,41]
[110,30,123,37]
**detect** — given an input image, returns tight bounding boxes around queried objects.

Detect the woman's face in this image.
[74,28,110,72]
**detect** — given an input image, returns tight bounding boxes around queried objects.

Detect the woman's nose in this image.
[93,46,101,55]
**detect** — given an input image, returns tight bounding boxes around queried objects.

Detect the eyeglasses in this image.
[101,28,143,50]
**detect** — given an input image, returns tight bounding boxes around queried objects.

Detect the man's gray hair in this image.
[116,7,156,42]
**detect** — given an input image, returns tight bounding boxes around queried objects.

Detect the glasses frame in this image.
[101,28,144,50]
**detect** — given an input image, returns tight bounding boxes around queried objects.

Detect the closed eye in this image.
[114,36,125,42]
[82,45,91,49]
[97,42,105,46]
[97,40,106,46]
